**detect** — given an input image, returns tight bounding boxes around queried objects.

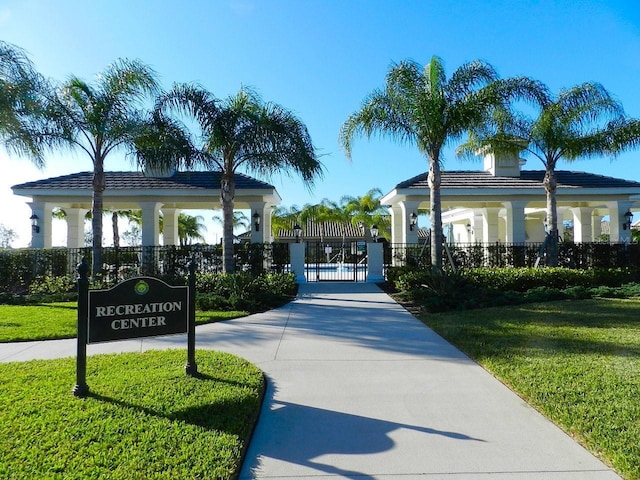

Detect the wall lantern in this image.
[252,212,261,232]
[30,214,40,234]
[293,223,302,243]
[409,212,418,231]
[370,224,379,243]
[623,210,633,230]
[466,223,474,235]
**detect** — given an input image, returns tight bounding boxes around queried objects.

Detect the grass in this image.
[0,349,264,480]
[422,298,640,480]
[0,302,248,343]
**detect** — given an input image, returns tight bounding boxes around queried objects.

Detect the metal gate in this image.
[305,241,367,282]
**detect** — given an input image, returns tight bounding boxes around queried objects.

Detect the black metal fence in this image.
[0,243,290,293]
[385,241,640,271]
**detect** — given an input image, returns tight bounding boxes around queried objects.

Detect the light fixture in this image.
[466,223,473,235]
[252,212,261,232]
[370,224,379,243]
[623,210,633,230]
[409,212,418,231]
[30,214,40,234]
[293,223,302,243]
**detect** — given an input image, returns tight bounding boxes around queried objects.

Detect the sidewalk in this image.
[1,282,621,479]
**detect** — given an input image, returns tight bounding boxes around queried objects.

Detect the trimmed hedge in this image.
[387,266,640,313]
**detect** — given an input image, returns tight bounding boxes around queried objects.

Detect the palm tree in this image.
[298,198,343,243]
[40,59,158,276]
[461,82,640,265]
[341,188,390,240]
[340,56,543,270]
[271,205,301,240]
[0,41,47,163]
[212,210,250,238]
[140,84,323,272]
[178,213,207,246]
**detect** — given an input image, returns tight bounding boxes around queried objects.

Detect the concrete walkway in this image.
[1,282,621,479]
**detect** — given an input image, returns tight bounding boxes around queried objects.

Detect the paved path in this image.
[1,282,621,479]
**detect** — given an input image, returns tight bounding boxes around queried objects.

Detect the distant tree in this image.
[298,198,343,243]
[0,40,47,163]
[178,213,207,245]
[340,56,544,270]
[40,59,158,276]
[341,188,390,240]
[212,211,250,233]
[137,85,323,272]
[0,224,17,248]
[462,82,640,265]
[271,205,301,239]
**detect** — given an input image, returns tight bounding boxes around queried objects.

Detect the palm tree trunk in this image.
[544,168,559,267]
[428,157,443,272]
[92,159,105,278]
[221,171,236,273]
[112,212,119,248]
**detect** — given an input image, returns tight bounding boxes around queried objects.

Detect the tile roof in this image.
[277,219,366,239]
[12,171,275,191]
[395,170,640,190]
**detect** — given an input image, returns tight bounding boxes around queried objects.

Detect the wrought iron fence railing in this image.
[385,241,640,271]
[0,243,291,293]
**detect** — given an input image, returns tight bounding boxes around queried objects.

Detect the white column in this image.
[481,208,500,243]
[162,208,180,246]
[249,202,271,243]
[608,201,634,242]
[401,200,420,244]
[389,205,403,244]
[27,202,51,248]
[366,242,384,283]
[65,208,90,248]
[503,201,527,243]
[571,207,593,243]
[139,202,162,246]
[592,213,603,241]
[289,242,306,283]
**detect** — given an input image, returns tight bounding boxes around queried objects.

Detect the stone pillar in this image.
[290,242,306,284]
[366,242,384,283]
[503,201,527,243]
[65,208,90,248]
[592,213,603,241]
[571,207,594,243]
[162,208,180,246]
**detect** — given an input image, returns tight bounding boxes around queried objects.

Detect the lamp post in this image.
[253,212,261,232]
[370,224,379,243]
[293,223,302,243]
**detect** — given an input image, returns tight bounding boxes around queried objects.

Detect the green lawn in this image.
[0,349,264,479]
[0,302,247,342]
[422,298,640,480]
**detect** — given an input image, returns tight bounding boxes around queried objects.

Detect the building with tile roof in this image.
[12,170,281,248]
[381,151,640,244]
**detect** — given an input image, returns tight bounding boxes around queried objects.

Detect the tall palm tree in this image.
[461,82,640,265]
[40,59,158,276]
[298,198,343,243]
[140,84,323,272]
[0,41,47,164]
[340,56,543,270]
[178,213,207,246]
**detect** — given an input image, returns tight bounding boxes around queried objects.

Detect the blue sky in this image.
[2,0,640,246]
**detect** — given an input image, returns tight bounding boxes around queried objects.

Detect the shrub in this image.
[29,275,76,295]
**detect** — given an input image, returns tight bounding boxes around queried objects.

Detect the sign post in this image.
[73,260,196,397]
[185,260,197,376]
[72,258,90,398]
